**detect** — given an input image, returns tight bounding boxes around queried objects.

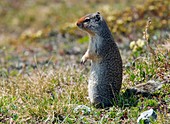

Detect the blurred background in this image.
[0,0,168,41]
[0,0,169,73]
[0,0,169,123]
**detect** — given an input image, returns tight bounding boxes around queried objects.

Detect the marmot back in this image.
[76,12,123,107]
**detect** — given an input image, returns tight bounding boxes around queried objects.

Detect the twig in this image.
[143,17,156,56]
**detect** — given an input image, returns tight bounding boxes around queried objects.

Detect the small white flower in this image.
[107,16,114,21]
[35,30,43,37]
[133,45,138,52]
[116,19,123,25]
[136,39,145,48]
[130,41,136,49]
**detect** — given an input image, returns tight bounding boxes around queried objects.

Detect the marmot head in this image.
[76,12,105,35]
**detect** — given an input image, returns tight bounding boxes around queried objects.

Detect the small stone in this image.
[73,105,91,115]
[137,109,157,124]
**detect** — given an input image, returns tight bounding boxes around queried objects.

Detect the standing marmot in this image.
[76,12,123,107]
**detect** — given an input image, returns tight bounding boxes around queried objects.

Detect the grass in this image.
[0,0,170,123]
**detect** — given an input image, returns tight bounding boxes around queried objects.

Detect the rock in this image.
[125,80,164,97]
[73,105,91,115]
[137,109,157,124]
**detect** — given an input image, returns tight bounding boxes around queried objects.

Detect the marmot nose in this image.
[76,22,83,28]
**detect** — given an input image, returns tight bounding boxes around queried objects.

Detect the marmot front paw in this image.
[81,56,87,64]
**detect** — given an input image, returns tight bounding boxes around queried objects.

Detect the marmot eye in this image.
[84,18,90,23]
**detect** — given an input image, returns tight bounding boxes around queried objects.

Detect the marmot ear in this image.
[96,12,100,15]
[95,12,101,21]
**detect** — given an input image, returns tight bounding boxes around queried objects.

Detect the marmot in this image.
[76,12,123,107]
